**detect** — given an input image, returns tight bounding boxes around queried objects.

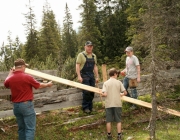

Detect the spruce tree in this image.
[104,0,129,63]
[23,0,39,62]
[62,3,78,60]
[79,0,102,58]
[38,2,61,62]
[58,3,78,81]
[13,37,25,59]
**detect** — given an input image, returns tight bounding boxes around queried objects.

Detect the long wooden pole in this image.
[25,68,180,117]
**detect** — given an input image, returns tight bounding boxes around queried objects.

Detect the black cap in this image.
[85,41,93,46]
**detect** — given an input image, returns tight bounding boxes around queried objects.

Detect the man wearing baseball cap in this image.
[4,58,53,140]
[76,41,99,113]
[121,46,141,110]
[14,58,29,68]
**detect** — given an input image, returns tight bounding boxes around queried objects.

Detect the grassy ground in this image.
[0,95,180,140]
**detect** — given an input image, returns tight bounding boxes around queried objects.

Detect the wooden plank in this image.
[25,68,180,117]
[121,96,180,117]
[25,68,102,94]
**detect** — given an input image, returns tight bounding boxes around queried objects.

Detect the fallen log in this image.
[25,68,180,117]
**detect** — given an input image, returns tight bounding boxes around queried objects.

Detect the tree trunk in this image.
[149,6,158,138]
[149,72,157,139]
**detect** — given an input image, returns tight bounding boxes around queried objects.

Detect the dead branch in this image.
[42,115,95,126]
[69,119,105,131]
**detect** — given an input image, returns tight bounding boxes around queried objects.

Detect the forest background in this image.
[0,0,180,139]
[0,0,180,79]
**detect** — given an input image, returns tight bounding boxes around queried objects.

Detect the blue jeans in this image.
[123,77,138,99]
[13,101,36,140]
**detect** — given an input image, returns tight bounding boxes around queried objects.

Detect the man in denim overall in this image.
[76,41,99,113]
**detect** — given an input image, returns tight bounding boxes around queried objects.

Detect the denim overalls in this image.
[81,53,95,111]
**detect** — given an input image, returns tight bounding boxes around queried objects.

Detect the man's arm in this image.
[137,65,140,82]
[6,68,14,78]
[39,81,53,89]
[4,68,15,88]
[102,92,107,97]
[120,68,127,76]
[76,63,83,83]
[122,68,127,72]
[120,90,127,96]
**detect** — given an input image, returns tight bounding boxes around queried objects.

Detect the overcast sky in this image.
[0,0,82,45]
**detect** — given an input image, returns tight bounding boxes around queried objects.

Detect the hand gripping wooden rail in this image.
[25,68,180,117]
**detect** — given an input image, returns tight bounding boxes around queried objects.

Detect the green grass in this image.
[0,97,180,140]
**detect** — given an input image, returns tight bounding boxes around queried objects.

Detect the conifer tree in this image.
[38,2,61,62]
[0,31,15,70]
[95,0,130,64]
[0,34,24,70]
[61,3,78,60]
[58,3,78,79]
[13,37,25,59]
[79,0,102,58]
[23,0,39,62]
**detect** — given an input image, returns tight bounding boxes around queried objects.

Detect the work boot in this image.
[117,134,122,140]
[107,134,112,140]
[90,108,95,112]
[84,109,90,113]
